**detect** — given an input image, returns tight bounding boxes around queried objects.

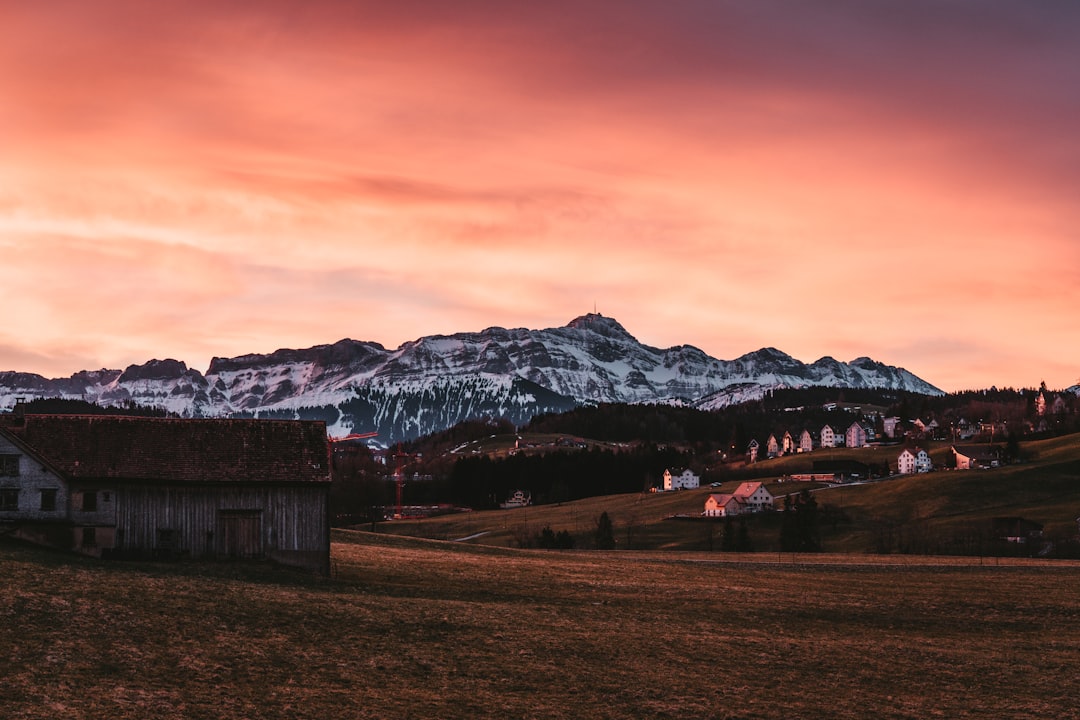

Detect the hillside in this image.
[375,433,1080,556]
[3,533,1080,719]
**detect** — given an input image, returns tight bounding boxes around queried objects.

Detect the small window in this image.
[0,488,18,511]
[0,455,19,477]
[102,492,111,503]
[82,527,96,547]
[40,489,57,512]
[82,492,97,512]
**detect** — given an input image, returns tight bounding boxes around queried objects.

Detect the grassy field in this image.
[3,532,1080,719]
[380,434,1080,555]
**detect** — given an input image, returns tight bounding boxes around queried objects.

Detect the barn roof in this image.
[706,493,743,507]
[733,481,766,498]
[1,415,330,484]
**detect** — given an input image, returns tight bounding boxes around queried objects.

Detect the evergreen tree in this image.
[796,490,821,551]
[779,490,820,552]
[735,517,753,552]
[555,529,575,549]
[721,516,736,552]
[780,495,799,551]
[537,526,557,549]
[595,511,616,550]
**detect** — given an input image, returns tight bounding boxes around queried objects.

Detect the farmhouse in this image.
[501,489,532,508]
[952,445,1002,470]
[992,517,1044,544]
[882,416,901,438]
[746,439,759,463]
[663,468,700,491]
[766,434,779,458]
[703,493,744,517]
[0,412,331,573]
[703,481,774,517]
[845,422,869,448]
[733,481,774,513]
[897,447,932,475]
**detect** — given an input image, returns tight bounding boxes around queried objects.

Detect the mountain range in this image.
[0,314,943,442]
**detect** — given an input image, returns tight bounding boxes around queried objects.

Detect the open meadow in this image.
[383,433,1080,555]
[3,531,1080,719]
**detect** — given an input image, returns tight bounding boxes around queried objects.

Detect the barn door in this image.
[219,510,263,559]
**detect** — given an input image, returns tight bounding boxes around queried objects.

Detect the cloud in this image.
[1,1,1079,389]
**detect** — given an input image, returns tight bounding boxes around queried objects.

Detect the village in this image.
[1,386,1073,568]
[649,406,1029,520]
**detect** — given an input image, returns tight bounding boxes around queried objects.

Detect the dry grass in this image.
[3,533,1080,719]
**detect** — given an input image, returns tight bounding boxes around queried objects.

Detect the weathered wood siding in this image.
[114,483,329,573]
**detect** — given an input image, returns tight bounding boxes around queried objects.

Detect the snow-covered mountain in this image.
[0,314,942,441]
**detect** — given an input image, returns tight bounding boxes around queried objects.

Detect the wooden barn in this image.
[0,412,331,574]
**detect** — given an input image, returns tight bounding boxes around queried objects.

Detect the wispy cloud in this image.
[2,1,1078,389]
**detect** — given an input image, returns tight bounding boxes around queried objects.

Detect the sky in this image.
[2,0,1078,393]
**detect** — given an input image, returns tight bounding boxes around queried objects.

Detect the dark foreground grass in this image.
[3,533,1079,719]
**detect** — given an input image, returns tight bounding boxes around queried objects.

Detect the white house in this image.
[845,422,868,448]
[501,490,532,508]
[882,416,901,438]
[732,481,774,513]
[663,468,700,491]
[798,430,814,453]
[703,493,745,517]
[703,481,774,517]
[897,448,932,475]
[766,434,779,459]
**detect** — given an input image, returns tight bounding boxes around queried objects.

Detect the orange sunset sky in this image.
[2,1,1078,392]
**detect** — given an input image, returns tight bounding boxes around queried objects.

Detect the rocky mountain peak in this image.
[564,313,636,341]
[116,359,191,383]
[0,316,944,442]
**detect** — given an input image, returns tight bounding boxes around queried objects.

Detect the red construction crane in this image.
[391,443,414,520]
[329,431,379,443]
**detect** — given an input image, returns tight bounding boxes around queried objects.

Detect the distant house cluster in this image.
[749,421,880,463]
[704,482,775,517]
[743,410,962,478]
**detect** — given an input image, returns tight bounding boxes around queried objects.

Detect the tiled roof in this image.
[4,415,329,484]
[707,493,743,507]
[733,481,763,498]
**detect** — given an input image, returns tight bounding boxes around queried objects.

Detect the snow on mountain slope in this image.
[0,314,943,440]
